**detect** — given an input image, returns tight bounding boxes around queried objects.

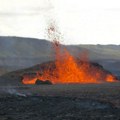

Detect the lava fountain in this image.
[22,23,117,84]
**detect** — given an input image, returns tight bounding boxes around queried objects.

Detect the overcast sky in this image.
[0,0,120,44]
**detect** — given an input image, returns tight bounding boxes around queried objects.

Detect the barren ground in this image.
[0,83,120,120]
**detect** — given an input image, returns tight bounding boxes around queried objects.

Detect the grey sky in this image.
[0,0,120,44]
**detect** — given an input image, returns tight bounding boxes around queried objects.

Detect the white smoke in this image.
[1,86,28,97]
[7,87,27,97]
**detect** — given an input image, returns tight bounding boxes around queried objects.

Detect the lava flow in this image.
[22,41,116,84]
[22,23,117,84]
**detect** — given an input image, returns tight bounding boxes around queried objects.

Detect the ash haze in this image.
[0,0,120,45]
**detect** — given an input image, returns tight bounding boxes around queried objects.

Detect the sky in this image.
[0,0,120,44]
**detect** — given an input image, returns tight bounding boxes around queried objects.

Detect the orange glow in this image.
[22,75,37,84]
[106,74,116,82]
[22,41,117,84]
[22,23,117,84]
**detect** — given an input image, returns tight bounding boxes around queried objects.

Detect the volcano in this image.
[0,57,117,86]
[22,60,117,85]
[22,40,117,85]
[0,24,118,85]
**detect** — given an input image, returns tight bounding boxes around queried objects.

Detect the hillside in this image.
[77,44,120,60]
[0,36,53,74]
[0,36,120,75]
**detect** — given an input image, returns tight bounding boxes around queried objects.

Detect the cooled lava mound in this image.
[21,40,117,84]
[22,59,117,84]
[0,59,117,86]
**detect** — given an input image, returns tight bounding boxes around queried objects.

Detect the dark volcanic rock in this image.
[0,96,120,120]
[35,79,52,85]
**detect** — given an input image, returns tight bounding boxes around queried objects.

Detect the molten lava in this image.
[22,23,117,84]
[22,41,116,84]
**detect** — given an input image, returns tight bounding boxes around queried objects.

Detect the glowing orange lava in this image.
[22,23,117,84]
[22,40,116,84]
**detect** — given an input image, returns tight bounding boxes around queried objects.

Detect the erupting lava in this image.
[22,23,117,84]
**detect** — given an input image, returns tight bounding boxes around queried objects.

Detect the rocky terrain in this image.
[0,83,120,120]
[0,95,119,120]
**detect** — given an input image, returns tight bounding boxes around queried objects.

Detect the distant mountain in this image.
[0,36,53,74]
[68,44,120,60]
[0,36,120,75]
[0,36,52,58]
